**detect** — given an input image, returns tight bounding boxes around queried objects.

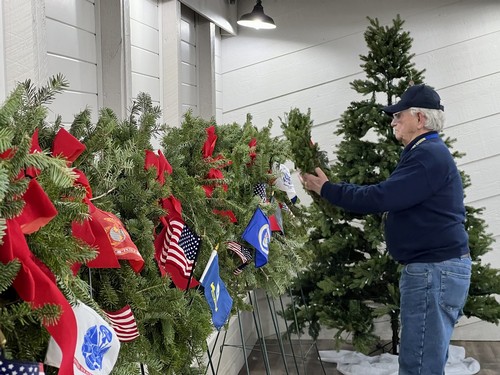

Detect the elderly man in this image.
[301,84,471,375]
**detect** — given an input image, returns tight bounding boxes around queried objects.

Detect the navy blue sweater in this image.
[320,131,469,264]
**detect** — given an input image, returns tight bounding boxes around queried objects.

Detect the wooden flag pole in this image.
[0,327,6,349]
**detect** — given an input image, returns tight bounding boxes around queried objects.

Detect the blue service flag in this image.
[242,207,271,267]
[200,251,233,330]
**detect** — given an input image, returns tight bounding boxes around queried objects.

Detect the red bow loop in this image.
[14,178,58,234]
[160,195,183,221]
[51,128,86,165]
[202,125,217,159]
[73,169,93,199]
[157,150,173,177]
[248,138,257,165]
[25,129,42,178]
[145,150,173,185]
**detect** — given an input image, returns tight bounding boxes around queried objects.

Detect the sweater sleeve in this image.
[320,156,438,214]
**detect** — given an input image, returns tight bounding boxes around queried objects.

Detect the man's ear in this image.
[417,112,426,129]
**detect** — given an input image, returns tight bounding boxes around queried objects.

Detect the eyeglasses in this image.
[392,110,407,120]
[392,109,417,121]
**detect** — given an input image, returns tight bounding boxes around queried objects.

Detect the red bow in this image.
[200,126,237,222]
[145,149,172,185]
[1,222,77,375]
[160,195,183,222]
[202,126,218,159]
[213,210,237,223]
[248,138,257,165]
[202,168,228,198]
[15,178,58,234]
[7,129,59,234]
[52,128,86,165]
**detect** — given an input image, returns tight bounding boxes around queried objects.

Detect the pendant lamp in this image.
[237,0,276,30]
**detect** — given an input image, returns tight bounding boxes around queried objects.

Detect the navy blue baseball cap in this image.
[383,84,444,115]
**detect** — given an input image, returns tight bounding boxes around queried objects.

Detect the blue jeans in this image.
[398,256,471,375]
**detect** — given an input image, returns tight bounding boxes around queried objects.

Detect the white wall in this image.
[45,0,99,125]
[0,1,6,103]
[2,1,47,97]
[222,0,500,340]
[130,0,160,104]
[214,29,223,124]
[180,4,199,116]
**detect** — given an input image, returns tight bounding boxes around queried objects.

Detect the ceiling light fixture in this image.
[237,0,276,30]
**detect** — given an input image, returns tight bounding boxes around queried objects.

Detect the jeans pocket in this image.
[404,263,429,276]
[400,263,429,294]
[439,270,470,316]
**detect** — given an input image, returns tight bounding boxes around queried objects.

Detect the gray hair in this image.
[410,107,445,132]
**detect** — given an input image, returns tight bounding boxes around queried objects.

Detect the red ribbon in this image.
[52,128,86,165]
[15,178,58,234]
[248,138,257,165]
[202,126,218,159]
[200,126,237,222]
[1,221,77,375]
[145,149,172,185]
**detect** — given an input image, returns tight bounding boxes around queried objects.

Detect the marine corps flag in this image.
[72,199,144,273]
[200,251,233,330]
[242,207,271,268]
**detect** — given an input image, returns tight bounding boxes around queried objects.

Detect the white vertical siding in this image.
[0,1,5,103]
[45,0,98,124]
[130,0,160,104]
[214,27,223,124]
[222,0,500,340]
[180,5,198,116]
[222,0,500,243]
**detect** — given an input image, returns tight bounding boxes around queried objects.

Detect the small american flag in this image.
[226,241,253,263]
[226,241,253,275]
[0,355,45,374]
[253,183,267,202]
[104,305,140,342]
[161,219,201,277]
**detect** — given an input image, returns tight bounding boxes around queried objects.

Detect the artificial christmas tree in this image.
[282,15,500,355]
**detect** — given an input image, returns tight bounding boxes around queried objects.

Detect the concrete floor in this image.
[237,339,500,375]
